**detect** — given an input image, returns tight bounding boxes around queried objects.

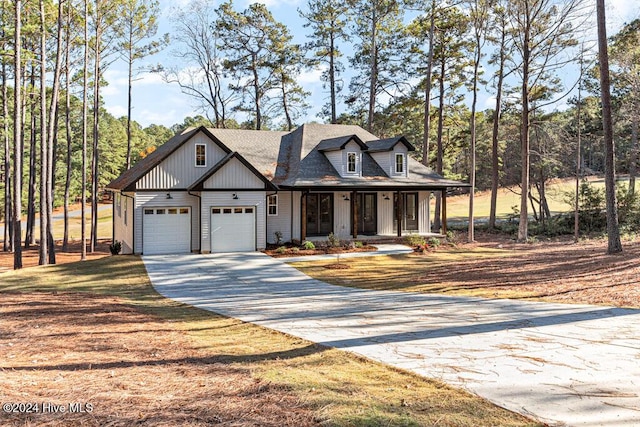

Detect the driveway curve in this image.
[143,252,640,427]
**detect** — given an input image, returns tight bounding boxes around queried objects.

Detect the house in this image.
[106,123,468,255]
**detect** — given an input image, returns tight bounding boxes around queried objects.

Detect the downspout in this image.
[290,190,294,243]
[188,190,202,253]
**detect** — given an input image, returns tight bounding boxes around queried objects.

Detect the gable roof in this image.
[107,122,469,192]
[188,151,277,191]
[107,127,232,191]
[366,136,416,153]
[317,135,367,152]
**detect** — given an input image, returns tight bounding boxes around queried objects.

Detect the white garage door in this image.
[143,207,191,255]
[211,207,256,252]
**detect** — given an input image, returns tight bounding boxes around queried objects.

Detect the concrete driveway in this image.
[143,252,640,427]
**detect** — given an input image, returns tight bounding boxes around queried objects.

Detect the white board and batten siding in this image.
[370,144,409,178]
[203,157,265,189]
[324,141,362,177]
[377,192,395,235]
[134,192,200,254]
[333,191,352,238]
[113,192,135,254]
[418,191,431,234]
[136,132,227,190]
[266,191,292,244]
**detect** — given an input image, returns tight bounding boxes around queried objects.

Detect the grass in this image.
[440,176,624,222]
[0,256,539,426]
[292,248,526,299]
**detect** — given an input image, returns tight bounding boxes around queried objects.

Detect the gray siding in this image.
[113,192,135,254]
[266,192,292,244]
[370,144,409,178]
[200,191,267,252]
[291,191,301,241]
[134,191,200,254]
[203,157,265,189]
[323,141,362,177]
[137,132,227,189]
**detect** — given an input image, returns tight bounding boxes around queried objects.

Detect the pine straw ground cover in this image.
[0,256,537,427]
[293,233,640,308]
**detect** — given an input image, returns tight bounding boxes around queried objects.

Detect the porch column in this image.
[396,190,402,237]
[301,192,307,241]
[352,190,358,238]
[442,189,448,235]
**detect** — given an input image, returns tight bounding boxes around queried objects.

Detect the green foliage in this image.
[276,246,287,254]
[327,232,340,247]
[354,241,364,248]
[427,237,441,248]
[109,240,122,255]
[404,234,426,247]
[303,240,316,250]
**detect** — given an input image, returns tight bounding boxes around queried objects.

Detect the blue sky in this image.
[101,0,639,130]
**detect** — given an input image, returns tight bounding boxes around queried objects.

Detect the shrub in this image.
[303,241,315,250]
[428,237,441,248]
[327,232,340,248]
[354,241,364,249]
[274,231,283,245]
[109,240,122,255]
[404,234,426,247]
[276,246,287,254]
[291,247,300,253]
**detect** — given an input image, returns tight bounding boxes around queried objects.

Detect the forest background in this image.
[1,0,639,267]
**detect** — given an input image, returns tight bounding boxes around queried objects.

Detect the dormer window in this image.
[195,144,206,167]
[395,153,404,174]
[347,152,357,173]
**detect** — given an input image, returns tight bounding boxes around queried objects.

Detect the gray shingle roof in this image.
[107,123,468,192]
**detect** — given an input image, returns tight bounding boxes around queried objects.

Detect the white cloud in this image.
[297,67,324,85]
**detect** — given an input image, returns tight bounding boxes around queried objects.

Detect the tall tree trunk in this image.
[468,35,482,243]
[596,0,622,254]
[518,24,531,242]
[39,0,49,265]
[422,0,436,168]
[81,0,88,261]
[26,71,37,249]
[252,54,261,130]
[13,0,23,269]
[45,0,65,264]
[2,0,11,252]
[91,14,101,252]
[574,69,582,242]
[367,9,377,132]
[433,58,446,232]
[629,113,638,196]
[489,20,506,230]
[62,0,72,252]
[329,32,337,124]
[281,72,293,131]
[126,26,133,170]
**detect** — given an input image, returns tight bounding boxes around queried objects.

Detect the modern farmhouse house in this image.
[107,123,468,255]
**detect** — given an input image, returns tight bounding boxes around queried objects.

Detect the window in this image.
[395,153,404,174]
[168,208,178,214]
[268,194,278,216]
[245,207,254,213]
[195,144,206,167]
[347,152,357,173]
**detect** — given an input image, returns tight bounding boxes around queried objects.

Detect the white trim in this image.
[195,143,206,167]
[395,153,405,174]
[347,152,357,174]
[267,194,278,216]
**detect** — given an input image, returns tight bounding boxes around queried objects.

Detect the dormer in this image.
[317,135,368,177]
[366,136,415,178]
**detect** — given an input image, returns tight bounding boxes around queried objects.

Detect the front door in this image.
[354,193,377,235]
[394,193,419,232]
[305,193,333,235]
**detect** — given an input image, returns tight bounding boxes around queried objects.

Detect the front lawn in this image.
[0,256,538,427]
[293,236,640,308]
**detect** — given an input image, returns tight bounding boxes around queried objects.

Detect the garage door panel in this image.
[143,207,191,255]
[211,206,255,252]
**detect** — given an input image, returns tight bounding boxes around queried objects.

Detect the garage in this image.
[143,207,191,255]
[211,206,256,252]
